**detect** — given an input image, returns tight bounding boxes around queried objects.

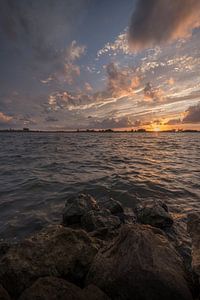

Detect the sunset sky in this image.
[0,0,200,131]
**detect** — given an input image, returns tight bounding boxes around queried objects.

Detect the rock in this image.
[81,209,121,232]
[89,227,120,241]
[19,277,83,300]
[100,198,124,215]
[0,285,10,300]
[165,215,192,273]
[87,224,193,300]
[63,193,99,226]
[137,201,173,229]
[0,242,10,258]
[116,207,136,224]
[82,284,110,300]
[188,213,200,277]
[0,225,99,298]
[19,278,110,300]
[187,212,200,295]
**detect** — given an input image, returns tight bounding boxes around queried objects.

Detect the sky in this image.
[0,0,200,131]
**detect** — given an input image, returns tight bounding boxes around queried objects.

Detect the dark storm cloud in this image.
[0,0,89,61]
[183,102,200,123]
[128,0,200,49]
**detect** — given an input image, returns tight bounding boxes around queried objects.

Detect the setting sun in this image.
[153,126,161,132]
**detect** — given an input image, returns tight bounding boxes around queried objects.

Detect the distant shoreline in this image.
[0,129,199,133]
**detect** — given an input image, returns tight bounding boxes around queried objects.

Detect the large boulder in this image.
[100,198,124,215]
[137,201,173,229]
[0,285,10,300]
[165,215,192,274]
[87,224,192,300]
[0,225,99,298]
[188,213,200,277]
[63,194,99,226]
[187,212,200,295]
[19,277,110,300]
[81,209,121,232]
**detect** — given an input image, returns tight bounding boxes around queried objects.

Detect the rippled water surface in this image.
[0,132,199,240]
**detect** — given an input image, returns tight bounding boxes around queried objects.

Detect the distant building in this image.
[23,128,30,132]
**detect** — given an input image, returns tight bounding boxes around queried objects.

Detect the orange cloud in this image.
[129,0,200,50]
[0,112,13,123]
[106,63,140,98]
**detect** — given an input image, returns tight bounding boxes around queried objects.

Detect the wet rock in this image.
[137,201,173,229]
[81,209,121,233]
[87,224,192,300]
[19,277,83,300]
[100,198,124,215]
[0,225,99,298]
[63,194,99,226]
[0,285,10,300]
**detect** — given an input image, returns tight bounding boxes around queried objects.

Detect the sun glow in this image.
[153,126,161,132]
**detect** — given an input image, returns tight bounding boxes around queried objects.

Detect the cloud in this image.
[0,0,88,60]
[84,82,93,93]
[128,0,200,50]
[97,30,131,57]
[165,118,182,125]
[144,82,164,102]
[48,90,94,111]
[89,116,134,129]
[182,102,200,123]
[45,116,59,122]
[66,40,86,61]
[0,112,13,123]
[165,102,200,125]
[106,62,140,98]
[46,40,86,85]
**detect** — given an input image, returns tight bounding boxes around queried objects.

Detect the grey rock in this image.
[81,209,121,233]
[137,201,173,229]
[87,224,193,300]
[63,194,99,226]
[0,225,99,297]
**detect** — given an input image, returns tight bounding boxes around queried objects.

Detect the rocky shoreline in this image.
[0,193,199,299]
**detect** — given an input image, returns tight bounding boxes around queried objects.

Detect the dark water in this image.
[0,132,199,241]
